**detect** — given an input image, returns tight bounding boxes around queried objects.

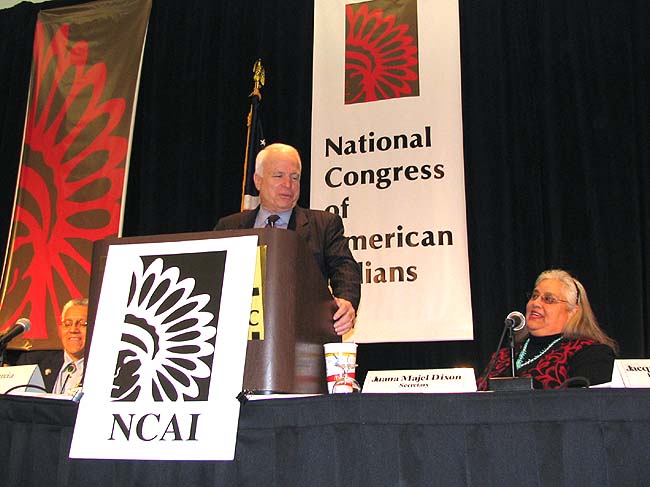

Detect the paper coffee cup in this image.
[323,342,358,393]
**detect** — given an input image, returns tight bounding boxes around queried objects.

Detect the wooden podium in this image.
[86,229,339,395]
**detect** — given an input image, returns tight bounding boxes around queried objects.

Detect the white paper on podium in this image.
[70,235,258,461]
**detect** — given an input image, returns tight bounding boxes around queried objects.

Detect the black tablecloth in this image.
[2,389,649,486]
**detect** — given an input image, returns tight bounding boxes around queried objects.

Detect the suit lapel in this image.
[290,207,311,242]
[242,208,259,228]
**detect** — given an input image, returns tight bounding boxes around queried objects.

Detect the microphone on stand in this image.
[504,311,526,378]
[0,318,31,347]
[0,318,31,367]
[479,311,532,392]
[505,311,526,332]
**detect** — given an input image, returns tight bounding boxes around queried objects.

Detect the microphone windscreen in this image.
[16,318,31,332]
[505,311,526,332]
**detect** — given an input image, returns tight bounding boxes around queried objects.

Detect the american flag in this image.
[241,59,266,210]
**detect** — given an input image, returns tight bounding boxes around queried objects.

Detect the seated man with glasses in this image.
[15,298,88,394]
[478,269,618,389]
[52,298,88,394]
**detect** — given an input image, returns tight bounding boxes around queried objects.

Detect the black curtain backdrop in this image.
[1,0,649,383]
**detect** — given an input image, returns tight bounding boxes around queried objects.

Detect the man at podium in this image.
[215,143,360,336]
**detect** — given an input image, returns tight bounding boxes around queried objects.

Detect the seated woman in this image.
[478,269,618,389]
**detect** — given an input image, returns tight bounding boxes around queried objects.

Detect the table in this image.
[2,389,649,486]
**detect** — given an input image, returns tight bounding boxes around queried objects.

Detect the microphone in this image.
[505,311,526,332]
[0,318,31,347]
[480,311,532,390]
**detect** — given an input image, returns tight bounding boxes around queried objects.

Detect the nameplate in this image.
[610,359,650,388]
[0,365,45,394]
[362,368,477,393]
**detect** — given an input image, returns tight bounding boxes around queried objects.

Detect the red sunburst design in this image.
[345,3,419,104]
[1,21,127,340]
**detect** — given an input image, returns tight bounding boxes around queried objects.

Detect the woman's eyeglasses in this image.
[527,291,571,305]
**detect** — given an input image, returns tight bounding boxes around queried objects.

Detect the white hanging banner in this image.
[70,235,258,461]
[311,0,472,342]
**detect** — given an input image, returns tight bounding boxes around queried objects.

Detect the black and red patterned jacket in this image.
[478,335,615,390]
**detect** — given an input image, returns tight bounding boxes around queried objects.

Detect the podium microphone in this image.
[0,318,31,347]
[505,311,526,332]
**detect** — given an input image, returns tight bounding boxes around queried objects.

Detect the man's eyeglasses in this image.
[61,319,88,328]
[527,291,571,305]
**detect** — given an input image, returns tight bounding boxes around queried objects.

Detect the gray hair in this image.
[255,143,302,176]
[535,269,581,308]
[61,298,88,319]
[521,269,618,352]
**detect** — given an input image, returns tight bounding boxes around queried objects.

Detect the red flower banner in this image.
[345,1,420,104]
[0,0,151,349]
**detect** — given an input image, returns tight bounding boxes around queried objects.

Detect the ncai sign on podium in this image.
[69,235,257,461]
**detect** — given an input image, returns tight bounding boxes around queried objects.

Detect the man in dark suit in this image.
[14,349,62,392]
[214,143,360,335]
[15,298,87,393]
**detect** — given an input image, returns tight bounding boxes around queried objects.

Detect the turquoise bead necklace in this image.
[516,336,563,370]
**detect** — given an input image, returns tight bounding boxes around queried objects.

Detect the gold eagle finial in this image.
[251,59,265,98]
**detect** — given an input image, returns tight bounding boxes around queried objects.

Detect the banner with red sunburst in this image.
[344,0,420,104]
[0,0,152,349]
[311,0,473,343]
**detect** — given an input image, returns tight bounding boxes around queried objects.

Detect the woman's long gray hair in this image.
[521,269,618,352]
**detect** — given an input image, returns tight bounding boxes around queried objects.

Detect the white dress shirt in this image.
[52,352,85,395]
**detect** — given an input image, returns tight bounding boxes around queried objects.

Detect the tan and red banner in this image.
[0,0,151,349]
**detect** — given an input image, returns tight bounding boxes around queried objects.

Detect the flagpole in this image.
[241,59,265,211]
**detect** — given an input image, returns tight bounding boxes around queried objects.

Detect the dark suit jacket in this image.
[214,206,361,310]
[15,349,64,393]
